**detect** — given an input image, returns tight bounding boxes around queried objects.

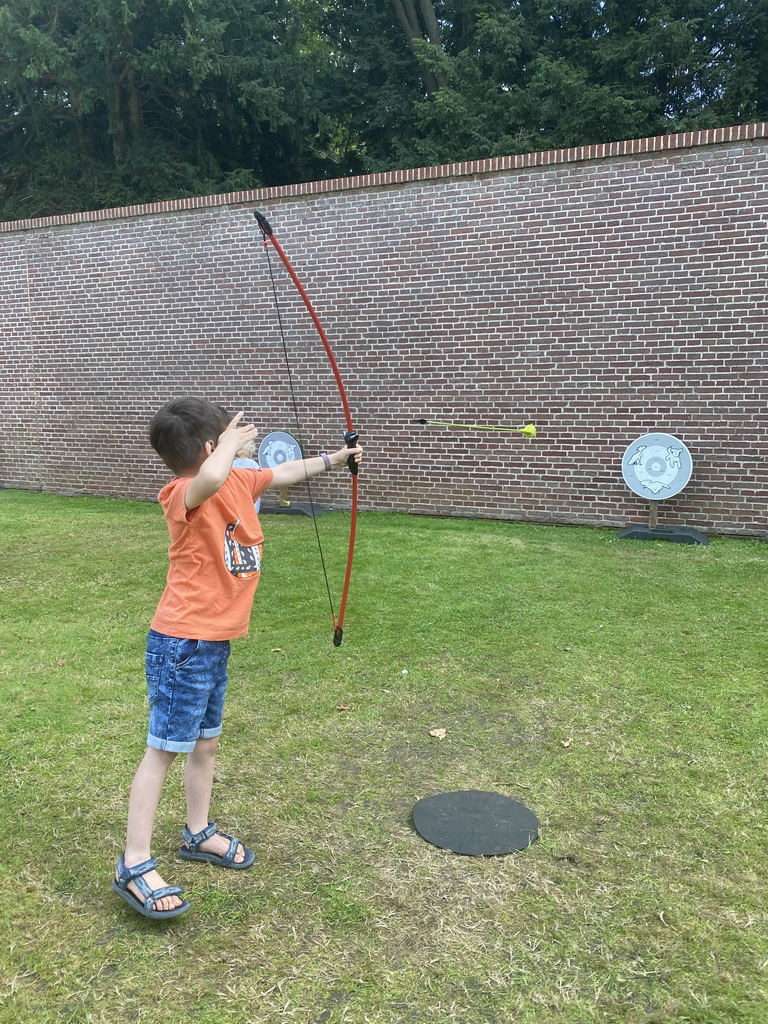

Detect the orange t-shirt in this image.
[150,466,274,640]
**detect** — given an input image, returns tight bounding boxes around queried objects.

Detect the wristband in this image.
[320,452,331,472]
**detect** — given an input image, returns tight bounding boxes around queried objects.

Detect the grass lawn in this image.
[1,488,767,1024]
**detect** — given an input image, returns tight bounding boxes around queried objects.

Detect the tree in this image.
[0,0,335,218]
[1,0,766,218]
[318,0,768,169]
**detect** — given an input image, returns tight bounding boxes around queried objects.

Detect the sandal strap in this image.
[182,824,243,863]
[182,821,218,850]
[143,885,185,913]
[115,855,159,885]
[217,832,240,863]
[115,855,185,910]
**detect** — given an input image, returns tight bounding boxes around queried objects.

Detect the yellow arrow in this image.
[415,419,536,438]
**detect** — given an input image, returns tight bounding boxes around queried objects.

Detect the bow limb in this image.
[255,210,358,647]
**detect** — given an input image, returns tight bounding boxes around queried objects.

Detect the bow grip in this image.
[344,431,359,476]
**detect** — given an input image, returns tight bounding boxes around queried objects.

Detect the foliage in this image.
[1,0,767,218]
[0,0,334,218]
[334,0,768,169]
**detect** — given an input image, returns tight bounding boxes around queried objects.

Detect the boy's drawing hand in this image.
[218,412,258,452]
[185,412,258,510]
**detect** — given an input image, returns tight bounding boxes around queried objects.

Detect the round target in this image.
[258,431,303,469]
[621,433,692,500]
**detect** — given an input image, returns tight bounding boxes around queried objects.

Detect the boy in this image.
[113,397,362,919]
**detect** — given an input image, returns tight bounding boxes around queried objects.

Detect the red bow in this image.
[254,211,359,647]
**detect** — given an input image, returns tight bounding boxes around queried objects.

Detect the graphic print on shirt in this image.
[224,520,261,579]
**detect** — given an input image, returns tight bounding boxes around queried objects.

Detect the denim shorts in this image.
[146,630,231,753]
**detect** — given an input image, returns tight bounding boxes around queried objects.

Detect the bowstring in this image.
[259,236,338,630]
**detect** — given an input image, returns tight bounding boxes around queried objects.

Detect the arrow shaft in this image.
[426,420,527,433]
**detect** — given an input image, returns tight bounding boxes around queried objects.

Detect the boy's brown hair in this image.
[149,397,230,476]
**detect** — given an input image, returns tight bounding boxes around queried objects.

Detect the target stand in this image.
[257,431,327,518]
[412,791,539,857]
[618,433,708,545]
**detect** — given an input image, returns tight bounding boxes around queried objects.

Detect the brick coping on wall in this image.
[1,122,766,235]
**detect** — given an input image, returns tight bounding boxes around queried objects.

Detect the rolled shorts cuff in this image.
[147,725,223,753]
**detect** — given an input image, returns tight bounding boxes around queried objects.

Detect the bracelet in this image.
[319,452,331,472]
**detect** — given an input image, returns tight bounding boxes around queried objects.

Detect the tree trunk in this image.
[390,0,448,94]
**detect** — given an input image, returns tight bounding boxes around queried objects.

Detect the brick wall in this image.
[1,123,767,536]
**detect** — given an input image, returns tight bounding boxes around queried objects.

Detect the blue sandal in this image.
[178,821,256,869]
[112,855,190,919]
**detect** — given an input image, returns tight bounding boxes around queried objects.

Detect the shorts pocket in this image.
[146,652,164,701]
[176,639,200,667]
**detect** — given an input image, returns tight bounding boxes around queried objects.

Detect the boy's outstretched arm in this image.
[270,443,363,488]
[185,412,258,510]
